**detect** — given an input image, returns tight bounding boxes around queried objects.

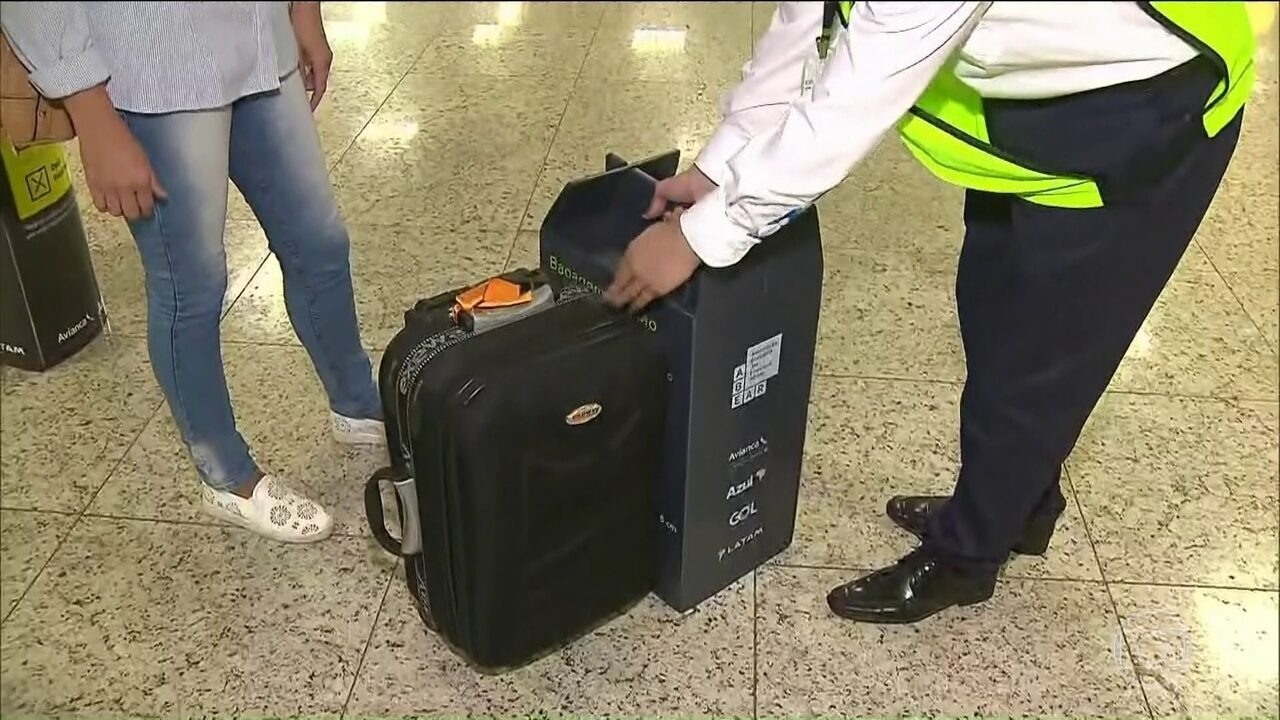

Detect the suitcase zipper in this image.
[395,286,599,409]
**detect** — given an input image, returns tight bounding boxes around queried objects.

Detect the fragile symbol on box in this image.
[730,333,782,410]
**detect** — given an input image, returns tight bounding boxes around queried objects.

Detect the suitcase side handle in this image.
[365,467,407,556]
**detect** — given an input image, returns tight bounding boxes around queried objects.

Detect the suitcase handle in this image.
[365,467,406,556]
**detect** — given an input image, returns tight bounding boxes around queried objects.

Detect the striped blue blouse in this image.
[0,1,299,114]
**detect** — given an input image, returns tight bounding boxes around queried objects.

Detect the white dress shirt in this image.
[681,1,1200,268]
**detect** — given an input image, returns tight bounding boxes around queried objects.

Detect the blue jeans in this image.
[124,72,381,492]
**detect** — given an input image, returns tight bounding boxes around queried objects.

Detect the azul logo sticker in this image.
[565,402,603,426]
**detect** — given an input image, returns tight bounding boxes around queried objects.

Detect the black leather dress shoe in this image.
[826,548,997,624]
[886,495,1056,556]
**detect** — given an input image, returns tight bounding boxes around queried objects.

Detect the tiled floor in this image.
[2,3,1277,718]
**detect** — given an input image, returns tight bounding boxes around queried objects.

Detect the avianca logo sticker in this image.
[57,314,93,344]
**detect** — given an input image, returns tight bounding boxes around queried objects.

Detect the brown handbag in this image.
[0,31,75,149]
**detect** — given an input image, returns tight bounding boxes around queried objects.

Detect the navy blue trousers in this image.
[925,56,1243,571]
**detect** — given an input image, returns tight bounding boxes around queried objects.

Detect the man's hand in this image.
[644,166,717,219]
[604,209,703,312]
[290,1,332,110]
[65,86,166,221]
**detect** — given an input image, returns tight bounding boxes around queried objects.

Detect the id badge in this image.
[801,53,821,99]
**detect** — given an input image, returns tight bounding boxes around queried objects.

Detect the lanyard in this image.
[816,1,839,60]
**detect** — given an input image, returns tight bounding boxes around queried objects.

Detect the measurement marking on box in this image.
[731,333,783,409]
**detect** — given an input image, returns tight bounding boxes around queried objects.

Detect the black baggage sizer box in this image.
[540,151,824,611]
[1,140,106,371]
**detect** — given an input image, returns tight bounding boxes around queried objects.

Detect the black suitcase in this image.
[365,268,668,671]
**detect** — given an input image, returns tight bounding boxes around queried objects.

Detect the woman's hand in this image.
[290,1,333,110]
[64,86,166,220]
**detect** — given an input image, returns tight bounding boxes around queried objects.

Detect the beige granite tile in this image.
[343,221,513,341]
[1221,268,1280,351]
[414,28,595,80]
[816,249,965,382]
[223,73,390,224]
[220,223,512,349]
[1175,241,1227,282]
[0,511,74,622]
[227,74,394,225]
[0,518,395,719]
[225,184,257,224]
[1109,268,1278,400]
[230,3,438,225]
[816,142,968,258]
[522,77,724,231]
[88,344,388,538]
[1069,394,1279,589]
[218,252,301,347]
[597,0,754,33]
[505,230,542,273]
[322,1,440,77]
[311,65,414,167]
[0,336,160,513]
[382,1,606,37]
[329,71,575,233]
[782,376,1103,581]
[756,566,1149,718]
[308,2,451,168]
[346,575,752,718]
[1113,585,1279,720]
[584,3,753,91]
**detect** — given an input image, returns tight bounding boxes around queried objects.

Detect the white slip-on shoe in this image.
[331,411,386,447]
[201,475,334,544]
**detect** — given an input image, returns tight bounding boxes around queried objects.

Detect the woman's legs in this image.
[124,103,333,543]
[227,72,381,424]
[123,107,262,495]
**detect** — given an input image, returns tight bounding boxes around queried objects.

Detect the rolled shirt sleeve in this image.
[682,1,991,268]
[1,1,110,99]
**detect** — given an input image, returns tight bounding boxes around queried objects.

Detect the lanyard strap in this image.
[817,1,839,59]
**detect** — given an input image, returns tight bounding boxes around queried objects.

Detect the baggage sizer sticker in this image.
[731,333,783,410]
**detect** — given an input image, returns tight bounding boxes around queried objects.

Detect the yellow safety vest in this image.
[830,1,1257,208]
